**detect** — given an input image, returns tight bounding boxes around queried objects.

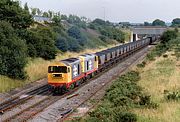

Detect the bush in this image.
[113,111,137,122]
[0,21,27,79]
[164,91,180,101]
[139,95,158,109]
[163,54,168,58]
[137,61,146,68]
[161,30,178,44]
[99,35,107,41]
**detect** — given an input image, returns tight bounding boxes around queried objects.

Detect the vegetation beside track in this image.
[132,28,180,122]
[70,29,180,122]
[134,52,180,122]
[82,71,157,122]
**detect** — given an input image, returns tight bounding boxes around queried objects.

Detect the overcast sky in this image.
[20,0,180,23]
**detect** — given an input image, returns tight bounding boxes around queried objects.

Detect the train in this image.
[48,36,157,93]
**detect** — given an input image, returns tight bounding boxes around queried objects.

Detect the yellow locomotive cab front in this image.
[48,63,71,87]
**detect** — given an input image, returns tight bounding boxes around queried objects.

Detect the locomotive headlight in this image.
[53,74,62,77]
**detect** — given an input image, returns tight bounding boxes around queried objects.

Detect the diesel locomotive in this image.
[48,36,157,93]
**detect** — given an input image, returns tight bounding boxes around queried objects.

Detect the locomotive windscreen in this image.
[48,66,67,73]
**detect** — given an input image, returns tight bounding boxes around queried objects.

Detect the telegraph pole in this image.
[103,7,106,22]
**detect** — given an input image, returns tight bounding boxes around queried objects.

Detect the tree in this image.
[172,18,180,27]
[21,27,57,60]
[0,21,27,79]
[0,0,33,29]
[144,22,151,26]
[48,10,53,18]
[56,37,69,52]
[67,26,81,39]
[61,14,68,20]
[93,18,106,25]
[67,26,87,46]
[24,2,29,12]
[37,8,42,16]
[52,15,61,24]
[31,8,37,15]
[43,12,49,17]
[152,19,166,26]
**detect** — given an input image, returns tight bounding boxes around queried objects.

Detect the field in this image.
[133,52,180,122]
[0,44,117,93]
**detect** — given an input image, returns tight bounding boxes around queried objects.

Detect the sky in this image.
[20,0,180,23]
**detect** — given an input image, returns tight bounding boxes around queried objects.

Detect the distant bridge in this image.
[130,26,168,42]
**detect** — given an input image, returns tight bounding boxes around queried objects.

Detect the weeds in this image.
[137,61,146,68]
[164,90,180,101]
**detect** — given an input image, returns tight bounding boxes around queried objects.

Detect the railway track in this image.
[0,84,49,115]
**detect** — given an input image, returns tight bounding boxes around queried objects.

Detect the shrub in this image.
[163,54,168,58]
[137,61,146,68]
[99,35,107,41]
[164,91,180,101]
[113,111,137,122]
[161,30,178,44]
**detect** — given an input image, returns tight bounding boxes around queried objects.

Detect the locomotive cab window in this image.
[48,66,67,73]
[78,64,80,75]
[87,61,89,70]
[68,67,70,73]
[95,56,97,61]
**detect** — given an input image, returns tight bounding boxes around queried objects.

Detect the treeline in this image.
[144,18,180,27]
[0,0,126,80]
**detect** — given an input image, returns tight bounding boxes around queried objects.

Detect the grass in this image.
[133,52,180,122]
[0,45,117,93]
[0,76,26,93]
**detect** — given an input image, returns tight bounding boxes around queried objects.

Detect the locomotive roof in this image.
[80,53,95,57]
[95,51,106,56]
[61,58,80,64]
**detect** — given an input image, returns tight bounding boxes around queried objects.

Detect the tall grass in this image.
[134,52,180,122]
[0,76,26,93]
